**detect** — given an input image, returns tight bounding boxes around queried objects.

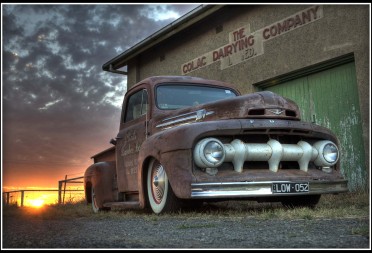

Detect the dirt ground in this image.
[2,212,369,249]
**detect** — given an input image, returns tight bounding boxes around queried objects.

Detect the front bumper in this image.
[191,179,348,198]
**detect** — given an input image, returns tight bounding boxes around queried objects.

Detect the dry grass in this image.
[3,191,370,221]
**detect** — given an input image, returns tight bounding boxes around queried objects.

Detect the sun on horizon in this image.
[3,185,85,208]
[27,198,45,208]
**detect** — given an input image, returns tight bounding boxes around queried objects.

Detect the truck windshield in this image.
[156,84,237,110]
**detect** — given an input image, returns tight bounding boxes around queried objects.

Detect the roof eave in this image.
[102,4,225,73]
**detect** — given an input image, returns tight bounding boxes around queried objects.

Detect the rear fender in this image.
[84,161,116,207]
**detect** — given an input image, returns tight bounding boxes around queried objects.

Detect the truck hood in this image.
[154,91,301,129]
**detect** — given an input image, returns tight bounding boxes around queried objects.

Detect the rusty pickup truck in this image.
[84,75,348,214]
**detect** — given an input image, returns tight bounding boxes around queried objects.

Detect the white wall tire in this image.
[147,159,181,214]
[91,187,101,213]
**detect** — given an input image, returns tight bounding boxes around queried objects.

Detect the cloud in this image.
[2,4,200,187]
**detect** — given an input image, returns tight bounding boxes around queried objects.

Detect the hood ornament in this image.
[268,109,284,115]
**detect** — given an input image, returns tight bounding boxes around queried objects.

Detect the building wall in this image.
[126,4,370,190]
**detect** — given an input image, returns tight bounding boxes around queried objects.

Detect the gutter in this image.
[102,4,225,74]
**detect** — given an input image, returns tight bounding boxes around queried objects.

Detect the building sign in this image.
[181,5,323,75]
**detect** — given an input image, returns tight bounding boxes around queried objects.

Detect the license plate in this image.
[272,182,309,193]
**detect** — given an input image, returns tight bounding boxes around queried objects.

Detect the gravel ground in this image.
[2,214,370,249]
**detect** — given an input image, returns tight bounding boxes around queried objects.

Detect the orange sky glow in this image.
[2,4,200,208]
[2,162,89,207]
[3,183,85,208]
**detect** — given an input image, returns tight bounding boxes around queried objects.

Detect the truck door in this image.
[116,88,148,193]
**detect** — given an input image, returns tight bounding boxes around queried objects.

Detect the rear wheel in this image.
[91,187,100,213]
[281,194,321,209]
[91,187,110,213]
[147,159,181,214]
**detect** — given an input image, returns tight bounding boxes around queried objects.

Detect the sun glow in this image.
[27,199,45,208]
[3,186,86,208]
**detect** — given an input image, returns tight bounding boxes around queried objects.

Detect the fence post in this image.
[6,192,10,205]
[20,190,24,207]
[62,175,67,204]
[58,181,63,204]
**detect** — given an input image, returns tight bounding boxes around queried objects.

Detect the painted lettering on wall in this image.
[219,24,263,70]
[261,5,322,40]
[181,5,323,74]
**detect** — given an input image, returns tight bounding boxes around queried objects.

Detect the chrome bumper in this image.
[191,180,348,198]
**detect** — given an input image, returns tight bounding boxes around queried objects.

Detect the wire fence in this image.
[3,175,85,207]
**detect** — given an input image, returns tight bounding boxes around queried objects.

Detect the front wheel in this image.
[147,159,181,214]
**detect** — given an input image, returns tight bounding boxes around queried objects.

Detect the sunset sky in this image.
[2,3,200,191]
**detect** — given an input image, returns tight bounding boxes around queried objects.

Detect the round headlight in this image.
[313,140,339,166]
[323,143,338,163]
[204,141,224,163]
[194,138,225,168]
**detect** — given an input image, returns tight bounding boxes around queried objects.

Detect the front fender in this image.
[138,120,242,165]
[137,122,241,206]
[84,161,116,207]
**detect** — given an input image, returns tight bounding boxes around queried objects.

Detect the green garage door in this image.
[263,62,366,191]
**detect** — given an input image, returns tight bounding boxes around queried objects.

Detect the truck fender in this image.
[84,161,116,207]
[137,134,193,208]
[137,138,162,209]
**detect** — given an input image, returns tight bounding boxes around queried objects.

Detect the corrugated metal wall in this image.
[264,62,366,191]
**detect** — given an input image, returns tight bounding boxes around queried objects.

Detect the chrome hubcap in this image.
[151,162,166,204]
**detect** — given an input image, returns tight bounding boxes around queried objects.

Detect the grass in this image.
[352,225,370,237]
[3,191,370,222]
[3,192,368,243]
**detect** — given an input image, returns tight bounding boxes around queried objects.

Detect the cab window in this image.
[124,89,148,122]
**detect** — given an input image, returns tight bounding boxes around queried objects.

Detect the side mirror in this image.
[110,138,117,145]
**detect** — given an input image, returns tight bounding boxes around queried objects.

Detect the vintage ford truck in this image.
[84,75,348,214]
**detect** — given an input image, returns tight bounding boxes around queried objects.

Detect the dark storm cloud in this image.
[2,4,200,187]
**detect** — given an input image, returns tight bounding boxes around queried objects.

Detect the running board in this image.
[103,201,141,209]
